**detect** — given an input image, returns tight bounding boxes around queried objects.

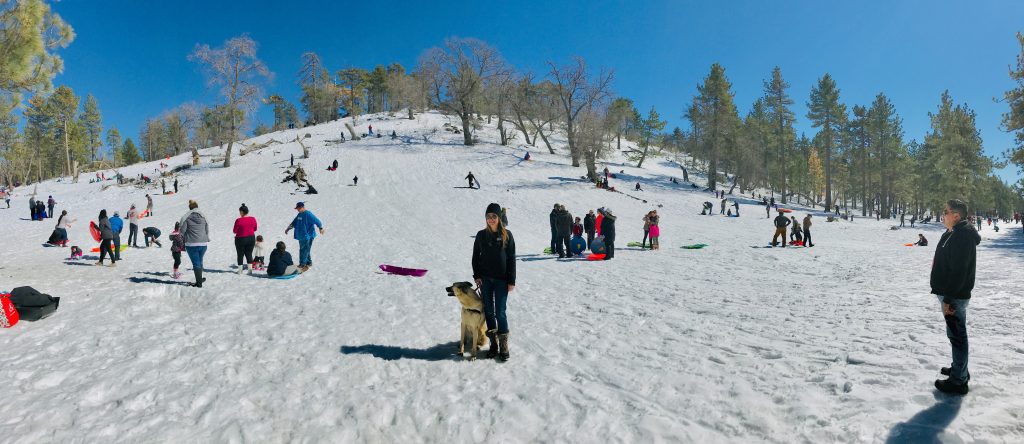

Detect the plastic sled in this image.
[590,237,606,254]
[543,247,554,254]
[627,242,644,247]
[89,221,101,242]
[778,208,793,213]
[586,253,606,261]
[681,244,708,249]
[570,236,587,255]
[379,264,428,277]
[90,245,129,252]
[269,273,300,280]
[903,243,914,246]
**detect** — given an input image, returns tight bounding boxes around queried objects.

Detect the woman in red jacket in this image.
[232,203,258,273]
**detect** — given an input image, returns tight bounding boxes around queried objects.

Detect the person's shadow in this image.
[340,341,459,361]
[885,391,963,443]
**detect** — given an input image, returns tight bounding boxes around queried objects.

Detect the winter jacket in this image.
[583,214,596,233]
[127,209,139,225]
[233,216,258,238]
[600,214,617,241]
[773,215,791,228]
[98,217,114,240]
[143,227,161,238]
[55,214,72,230]
[267,249,294,276]
[803,216,812,230]
[288,210,323,240]
[930,221,980,303]
[47,198,55,207]
[555,209,573,235]
[178,209,210,246]
[253,242,265,259]
[648,215,660,227]
[472,228,516,285]
[572,223,583,237]
[549,210,557,232]
[169,230,185,253]
[110,216,124,234]
[643,215,651,230]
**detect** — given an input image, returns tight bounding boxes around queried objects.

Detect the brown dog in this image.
[446,281,489,360]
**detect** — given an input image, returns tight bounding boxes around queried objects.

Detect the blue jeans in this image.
[298,238,314,266]
[186,246,207,271]
[481,277,509,334]
[937,296,970,384]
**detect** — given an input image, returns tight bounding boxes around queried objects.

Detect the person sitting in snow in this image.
[635,182,643,191]
[790,217,803,245]
[915,234,928,246]
[267,241,301,277]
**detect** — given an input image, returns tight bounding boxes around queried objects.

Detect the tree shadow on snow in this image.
[885,391,963,444]
[127,276,183,285]
[64,261,97,267]
[340,341,460,362]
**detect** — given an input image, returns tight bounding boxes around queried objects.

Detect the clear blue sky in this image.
[48,0,1024,183]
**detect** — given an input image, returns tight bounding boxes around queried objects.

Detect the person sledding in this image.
[327,159,339,171]
[635,182,643,191]
[771,209,791,247]
[47,210,73,246]
[789,217,803,246]
[465,171,477,189]
[915,234,928,246]
[267,241,301,277]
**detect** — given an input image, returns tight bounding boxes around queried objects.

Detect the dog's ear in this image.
[455,281,473,289]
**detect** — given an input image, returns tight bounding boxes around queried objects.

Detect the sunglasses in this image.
[486,214,499,220]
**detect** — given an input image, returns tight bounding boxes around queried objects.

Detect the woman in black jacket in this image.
[96,209,115,266]
[599,207,617,260]
[472,202,516,362]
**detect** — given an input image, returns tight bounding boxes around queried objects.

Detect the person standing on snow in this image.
[47,195,56,218]
[179,200,211,288]
[772,210,791,247]
[173,178,178,194]
[29,196,36,220]
[110,211,124,261]
[583,210,596,250]
[96,210,116,267]
[233,203,258,273]
[169,222,184,279]
[126,205,141,247]
[641,211,653,250]
[930,199,980,395]
[146,194,154,217]
[599,207,617,260]
[472,202,516,362]
[465,171,476,189]
[802,214,814,247]
[285,201,324,271]
[549,204,559,254]
[554,204,573,258]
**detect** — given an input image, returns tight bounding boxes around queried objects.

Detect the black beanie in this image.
[485,203,502,216]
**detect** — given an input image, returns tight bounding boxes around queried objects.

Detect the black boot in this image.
[497,333,510,362]
[192,269,205,288]
[485,331,498,359]
[940,367,970,382]
[935,378,969,395]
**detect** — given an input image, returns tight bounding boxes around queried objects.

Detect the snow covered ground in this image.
[1,112,1022,443]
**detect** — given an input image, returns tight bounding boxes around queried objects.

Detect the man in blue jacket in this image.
[285,202,324,271]
[110,211,124,261]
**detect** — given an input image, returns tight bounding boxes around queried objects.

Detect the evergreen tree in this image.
[0,0,74,103]
[105,127,121,164]
[1001,32,1024,186]
[607,98,636,151]
[119,138,141,166]
[866,93,904,217]
[806,73,847,210]
[79,94,102,162]
[689,63,741,191]
[763,67,795,202]
[636,106,665,167]
[923,91,990,211]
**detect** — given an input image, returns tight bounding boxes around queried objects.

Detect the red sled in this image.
[379,264,428,277]
[89,221,101,242]
[1,293,18,328]
[586,254,606,261]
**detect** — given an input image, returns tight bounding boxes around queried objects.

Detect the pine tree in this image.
[79,94,102,162]
[923,91,989,211]
[866,93,904,217]
[45,85,81,178]
[763,67,795,202]
[636,106,666,167]
[105,127,121,164]
[119,138,141,166]
[807,147,825,203]
[1000,32,1024,185]
[0,0,74,103]
[807,73,847,210]
[690,63,741,191]
[607,98,635,151]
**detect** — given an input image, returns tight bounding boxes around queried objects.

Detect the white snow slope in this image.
[1,112,1022,443]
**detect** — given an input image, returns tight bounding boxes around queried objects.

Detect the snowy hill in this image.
[1,111,1022,443]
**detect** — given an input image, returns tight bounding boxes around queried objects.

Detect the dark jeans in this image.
[550,229,557,252]
[128,223,139,247]
[642,229,650,248]
[48,205,54,218]
[99,239,114,263]
[803,229,812,246]
[481,276,509,334]
[172,251,181,269]
[235,235,255,265]
[605,237,615,259]
[939,296,970,384]
[113,234,122,260]
[586,232,594,250]
[555,233,570,256]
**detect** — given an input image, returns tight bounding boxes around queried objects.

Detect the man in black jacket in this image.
[583,210,596,250]
[771,210,791,247]
[549,204,559,254]
[931,199,980,395]
[599,208,616,260]
[554,205,573,258]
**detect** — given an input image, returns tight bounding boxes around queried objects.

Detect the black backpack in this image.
[9,286,60,321]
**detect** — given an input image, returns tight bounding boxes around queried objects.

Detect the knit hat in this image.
[295,201,304,209]
[240,203,249,214]
[604,208,613,216]
[485,203,502,216]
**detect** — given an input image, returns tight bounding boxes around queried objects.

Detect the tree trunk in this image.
[566,121,580,167]
[64,120,71,178]
[536,127,554,154]
[637,143,649,168]
[408,108,414,120]
[460,110,473,146]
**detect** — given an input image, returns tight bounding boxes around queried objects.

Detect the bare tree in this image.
[577,105,614,181]
[547,57,614,167]
[427,37,505,145]
[522,79,561,154]
[189,34,273,167]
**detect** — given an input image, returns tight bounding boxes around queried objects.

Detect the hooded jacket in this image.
[555,209,573,235]
[179,209,210,246]
[930,220,981,303]
[472,228,516,285]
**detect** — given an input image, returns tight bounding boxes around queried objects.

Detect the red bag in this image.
[1,293,18,328]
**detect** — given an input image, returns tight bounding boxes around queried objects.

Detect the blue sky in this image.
[47,0,1024,182]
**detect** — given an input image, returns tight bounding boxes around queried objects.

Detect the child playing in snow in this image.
[252,235,266,270]
[69,246,83,260]
[169,222,184,279]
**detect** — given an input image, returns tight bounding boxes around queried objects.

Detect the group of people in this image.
[770,210,814,247]
[28,195,56,221]
[548,205,618,260]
